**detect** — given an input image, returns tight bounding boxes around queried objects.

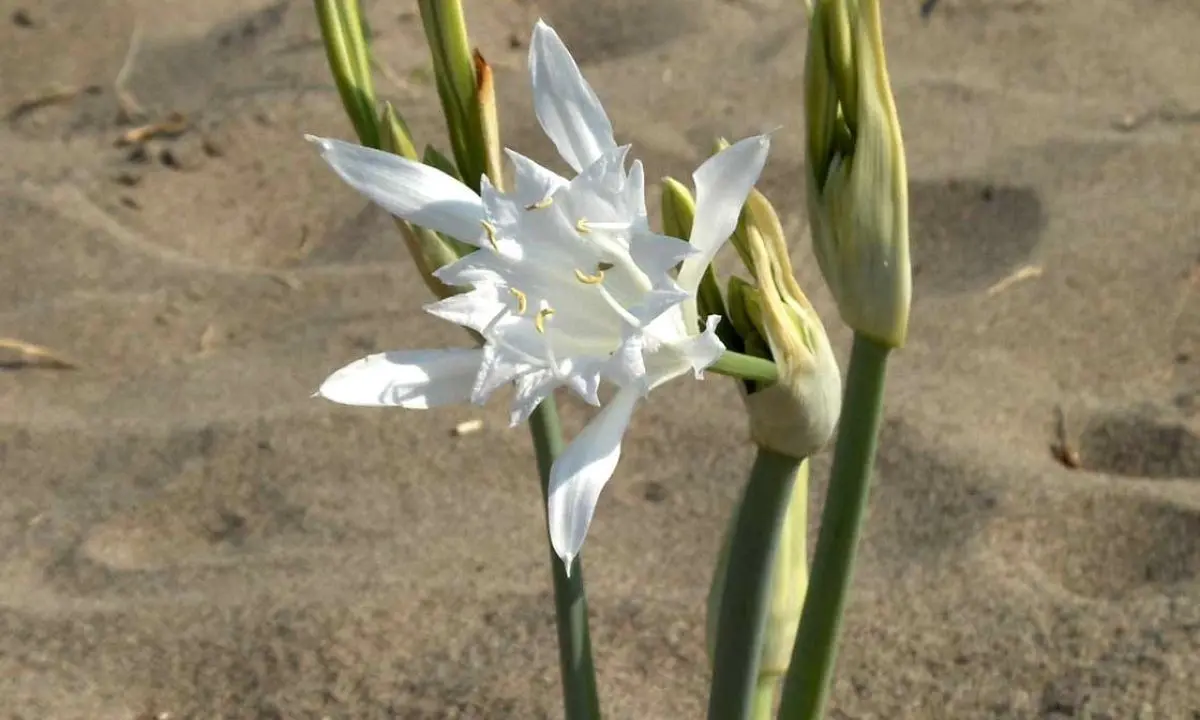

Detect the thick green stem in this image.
[314,0,378,147]
[754,676,781,720]
[528,398,602,720]
[776,334,890,719]
[416,0,485,191]
[707,449,802,720]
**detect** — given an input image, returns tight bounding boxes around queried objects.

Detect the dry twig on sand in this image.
[0,338,77,370]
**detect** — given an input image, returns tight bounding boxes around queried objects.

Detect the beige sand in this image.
[2,0,1199,717]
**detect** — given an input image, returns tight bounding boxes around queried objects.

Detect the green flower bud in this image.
[742,221,841,459]
[805,0,911,348]
[660,177,729,330]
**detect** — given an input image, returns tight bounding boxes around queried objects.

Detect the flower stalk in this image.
[313,0,378,148]
[706,449,803,720]
[417,0,486,191]
[776,335,888,719]
[708,459,810,720]
[777,0,909,715]
[529,399,603,720]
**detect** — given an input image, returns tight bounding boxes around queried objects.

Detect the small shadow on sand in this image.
[909,178,1046,295]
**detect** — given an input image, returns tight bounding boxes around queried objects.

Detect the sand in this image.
[1,0,1198,717]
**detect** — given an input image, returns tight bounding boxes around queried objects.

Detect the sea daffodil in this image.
[309,20,769,568]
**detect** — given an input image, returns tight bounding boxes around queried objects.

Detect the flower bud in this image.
[742,222,841,459]
[473,50,504,190]
[660,177,727,326]
[805,0,910,348]
[738,192,841,459]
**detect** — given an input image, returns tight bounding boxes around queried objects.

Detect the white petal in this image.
[627,284,690,325]
[472,343,531,404]
[433,252,507,288]
[604,334,648,388]
[676,134,772,297]
[675,315,725,380]
[316,349,482,408]
[505,148,569,206]
[631,231,699,278]
[529,20,617,173]
[509,370,560,426]
[306,135,486,245]
[625,159,648,218]
[547,385,642,567]
[424,285,507,332]
[642,315,726,391]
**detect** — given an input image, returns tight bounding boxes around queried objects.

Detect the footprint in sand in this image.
[989,403,1200,600]
[908,178,1046,295]
[1075,404,1200,480]
[988,494,1200,601]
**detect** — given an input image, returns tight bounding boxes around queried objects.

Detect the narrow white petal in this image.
[472,344,531,404]
[529,20,617,173]
[316,349,482,408]
[433,252,507,288]
[631,231,699,278]
[509,370,559,426]
[505,148,569,206]
[307,135,485,245]
[675,315,725,380]
[676,134,772,297]
[642,315,726,390]
[547,385,642,566]
[423,285,506,332]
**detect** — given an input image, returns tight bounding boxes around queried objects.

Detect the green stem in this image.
[528,398,602,720]
[707,449,802,720]
[338,0,378,146]
[313,0,378,147]
[417,0,484,191]
[776,334,890,719]
[754,676,781,720]
[709,351,779,385]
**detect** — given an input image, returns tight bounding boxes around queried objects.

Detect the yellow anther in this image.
[535,307,555,334]
[481,220,499,250]
[576,218,591,234]
[574,267,605,285]
[525,197,554,210]
[509,288,528,315]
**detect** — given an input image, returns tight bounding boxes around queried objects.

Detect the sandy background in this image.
[1,0,1199,717]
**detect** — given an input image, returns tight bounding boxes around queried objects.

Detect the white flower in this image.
[309,20,770,568]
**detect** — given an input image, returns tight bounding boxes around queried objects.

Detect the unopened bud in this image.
[805,0,910,348]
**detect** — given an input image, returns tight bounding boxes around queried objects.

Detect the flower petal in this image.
[676,134,772,297]
[316,349,482,408]
[509,369,560,426]
[529,20,617,173]
[670,314,725,381]
[505,148,569,207]
[473,343,532,404]
[547,384,642,567]
[423,285,507,333]
[307,135,486,245]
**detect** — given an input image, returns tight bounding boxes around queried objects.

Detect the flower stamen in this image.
[481,220,499,250]
[525,196,554,210]
[535,307,556,334]
[509,288,528,315]
[574,267,605,285]
[576,218,591,234]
